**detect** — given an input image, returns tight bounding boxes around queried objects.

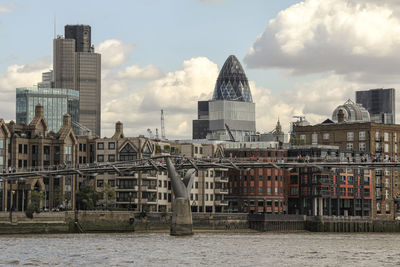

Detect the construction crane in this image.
[72,121,92,136]
[161,109,166,140]
[224,123,235,142]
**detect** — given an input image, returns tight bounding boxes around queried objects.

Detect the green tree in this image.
[25,191,44,218]
[76,185,101,210]
[101,183,115,210]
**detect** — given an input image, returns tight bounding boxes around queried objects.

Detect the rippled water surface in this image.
[1,232,400,266]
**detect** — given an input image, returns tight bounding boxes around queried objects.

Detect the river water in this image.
[1,232,400,266]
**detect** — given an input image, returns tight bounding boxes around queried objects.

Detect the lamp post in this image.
[20,178,26,212]
[129,191,132,211]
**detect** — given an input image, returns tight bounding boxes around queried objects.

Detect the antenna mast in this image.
[161,109,166,140]
[54,13,56,39]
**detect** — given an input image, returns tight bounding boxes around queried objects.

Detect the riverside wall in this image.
[2,211,400,234]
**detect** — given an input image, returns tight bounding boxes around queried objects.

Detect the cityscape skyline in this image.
[1,0,400,139]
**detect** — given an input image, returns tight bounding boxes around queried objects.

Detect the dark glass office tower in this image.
[356,88,395,124]
[54,25,101,136]
[65,25,92,52]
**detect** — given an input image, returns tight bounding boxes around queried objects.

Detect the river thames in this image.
[1,232,400,266]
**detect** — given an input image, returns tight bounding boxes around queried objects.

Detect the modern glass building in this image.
[16,87,79,133]
[356,88,395,124]
[193,55,256,141]
[54,25,101,136]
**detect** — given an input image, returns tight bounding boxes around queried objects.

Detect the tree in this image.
[76,185,101,210]
[25,191,44,218]
[100,183,115,210]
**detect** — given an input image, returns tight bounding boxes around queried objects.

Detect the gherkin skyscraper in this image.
[193,55,256,141]
[212,55,253,102]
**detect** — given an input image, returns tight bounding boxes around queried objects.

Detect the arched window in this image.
[120,143,137,161]
[142,144,152,159]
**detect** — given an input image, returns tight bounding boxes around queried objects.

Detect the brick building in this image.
[293,121,400,219]
[225,147,288,214]
[287,146,372,217]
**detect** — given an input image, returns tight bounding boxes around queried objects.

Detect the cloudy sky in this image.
[0,0,399,138]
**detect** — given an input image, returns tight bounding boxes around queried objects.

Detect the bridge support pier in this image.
[171,198,193,236]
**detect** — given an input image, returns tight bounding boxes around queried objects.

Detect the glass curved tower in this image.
[193,55,256,141]
[212,55,253,102]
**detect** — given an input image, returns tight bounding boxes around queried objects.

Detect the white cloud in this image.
[0,5,12,13]
[0,58,51,120]
[101,57,219,138]
[245,0,400,81]
[97,39,136,69]
[116,64,163,81]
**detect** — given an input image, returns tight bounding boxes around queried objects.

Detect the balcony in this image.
[215,176,229,182]
[215,200,228,206]
[215,188,228,194]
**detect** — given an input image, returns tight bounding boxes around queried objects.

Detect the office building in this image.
[193,55,256,142]
[356,88,395,124]
[54,25,101,136]
[16,87,79,133]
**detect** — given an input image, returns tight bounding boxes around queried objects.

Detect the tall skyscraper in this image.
[193,55,256,141]
[54,25,101,136]
[16,87,79,133]
[356,88,395,124]
[65,25,91,52]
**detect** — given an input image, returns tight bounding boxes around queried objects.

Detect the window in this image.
[359,131,366,141]
[385,190,390,199]
[375,131,380,140]
[312,133,318,145]
[347,143,353,150]
[359,142,366,151]
[385,178,390,187]
[195,147,198,154]
[97,155,104,162]
[250,187,254,193]
[384,132,389,142]
[267,187,271,193]
[205,182,209,189]
[274,187,278,194]
[24,144,28,154]
[18,144,22,153]
[363,176,370,184]
[340,188,346,196]
[64,146,72,165]
[364,188,370,197]
[195,182,198,189]
[97,179,104,187]
[290,187,298,195]
[108,142,115,149]
[348,188,353,196]
[384,144,389,153]
[300,134,306,142]
[108,154,115,162]
[120,143,137,161]
[347,132,354,141]
[323,133,330,140]
[386,203,390,214]
[97,142,104,150]
[258,187,263,193]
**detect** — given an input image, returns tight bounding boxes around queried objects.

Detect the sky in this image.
[1,0,400,139]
